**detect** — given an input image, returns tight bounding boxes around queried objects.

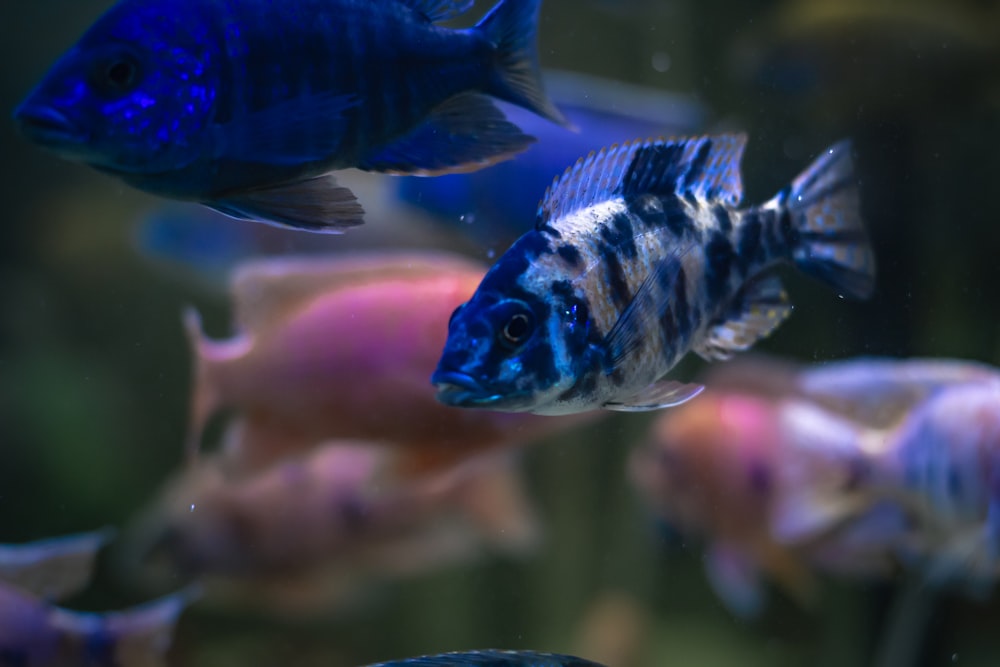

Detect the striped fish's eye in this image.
[502,313,531,346]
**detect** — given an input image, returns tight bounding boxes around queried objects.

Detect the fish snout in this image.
[14,102,84,146]
[431,368,491,407]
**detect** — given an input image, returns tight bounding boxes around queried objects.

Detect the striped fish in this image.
[361,650,607,667]
[432,134,876,414]
[14,0,569,232]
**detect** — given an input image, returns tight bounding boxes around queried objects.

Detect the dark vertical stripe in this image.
[680,139,712,191]
[712,204,732,233]
[603,250,632,311]
[737,216,762,272]
[672,266,691,340]
[599,211,637,259]
[703,232,734,303]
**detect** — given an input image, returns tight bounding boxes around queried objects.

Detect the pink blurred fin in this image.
[704,543,765,618]
[0,526,115,602]
[228,252,486,332]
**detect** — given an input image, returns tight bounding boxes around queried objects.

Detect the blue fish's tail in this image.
[779,140,875,300]
[478,0,572,128]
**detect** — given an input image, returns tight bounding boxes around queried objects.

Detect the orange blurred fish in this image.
[131,440,539,615]
[629,389,898,616]
[184,252,602,475]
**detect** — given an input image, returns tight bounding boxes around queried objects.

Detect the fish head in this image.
[432,264,578,413]
[14,0,216,175]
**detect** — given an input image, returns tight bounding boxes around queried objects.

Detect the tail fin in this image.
[478,0,572,128]
[53,586,200,667]
[781,140,875,300]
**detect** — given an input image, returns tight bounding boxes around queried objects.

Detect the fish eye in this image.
[500,312,533,348]
[106,57,138,89]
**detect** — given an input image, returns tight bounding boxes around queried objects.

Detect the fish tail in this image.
[57,586,200,666]
[477,0,572,128]
[182,307,219,467]
[779,140,875,300]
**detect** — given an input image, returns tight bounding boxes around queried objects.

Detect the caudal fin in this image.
[478,0,572,128]
[781,140,875,300]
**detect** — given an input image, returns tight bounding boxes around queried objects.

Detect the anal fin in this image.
[207,174,365,233]
[358,92,535,176]
[694,273,791,361]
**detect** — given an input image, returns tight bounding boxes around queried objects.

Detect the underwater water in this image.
[3,0,1000,665]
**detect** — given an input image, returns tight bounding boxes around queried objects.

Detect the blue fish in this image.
[395,71,706,249]
[362,650,606,667]
[14,0,568,233]
[432,134,876,414]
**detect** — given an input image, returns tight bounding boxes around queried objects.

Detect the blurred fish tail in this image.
[777,140,875,300]
[478,0,571,128]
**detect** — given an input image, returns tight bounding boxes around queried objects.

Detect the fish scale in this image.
[433,134,875,415]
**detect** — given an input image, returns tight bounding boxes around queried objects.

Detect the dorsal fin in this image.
[230,252,486,331]
[535,134,748,228]
[402,0,474,22]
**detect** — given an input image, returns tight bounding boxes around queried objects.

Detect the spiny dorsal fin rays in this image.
[401,0,475,23]
[535,134,749,229]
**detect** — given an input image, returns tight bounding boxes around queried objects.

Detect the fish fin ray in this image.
[604,380,703,411]
[210,92,361,165]
[402,0,474,22]
[780,140,875,299]
[479,0,571,128]
[693,274,791,361]
[207,174,364,232]
[358,93,535,175]
[537,134,746,228]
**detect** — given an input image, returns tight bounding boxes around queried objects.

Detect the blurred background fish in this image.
[184,251,604,474]
[14,0,569,232]
[0,530,194,667]
[0,585,195,667]
[0,527,114,602]
[126,442,540,616]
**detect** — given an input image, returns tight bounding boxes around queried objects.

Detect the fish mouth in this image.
[14,103,85,147]
[431,370,503,407]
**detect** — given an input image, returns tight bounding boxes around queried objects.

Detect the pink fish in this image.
[184,252,601,475]
[629,389,898,616]
[131,441,539,615]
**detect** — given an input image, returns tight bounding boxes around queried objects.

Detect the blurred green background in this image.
[3,0,1000,665]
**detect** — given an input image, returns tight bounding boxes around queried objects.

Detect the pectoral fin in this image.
[604,380,704,412]
[358,93,535,176]
[207,174,364,233]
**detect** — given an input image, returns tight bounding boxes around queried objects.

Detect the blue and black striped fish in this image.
[361,650,607,667]
[431,134,876,414]
[13,0,568,232]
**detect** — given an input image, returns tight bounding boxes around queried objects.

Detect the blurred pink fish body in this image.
[134,440,539,614]
[185,252,600,474]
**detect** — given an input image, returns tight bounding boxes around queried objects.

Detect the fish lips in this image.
[14,102,87,149]
[431,369,507,408]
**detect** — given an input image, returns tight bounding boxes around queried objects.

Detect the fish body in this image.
[133,442,539,613]
[433,134,875,415]
[14,0,567,232]
[630,387,899,616]
[185,252,601,473]
[362,650,607,667]
[0,584,194,667]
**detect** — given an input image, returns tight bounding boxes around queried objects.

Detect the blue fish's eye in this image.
[90,50,141,94]
[499,311,534,349]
